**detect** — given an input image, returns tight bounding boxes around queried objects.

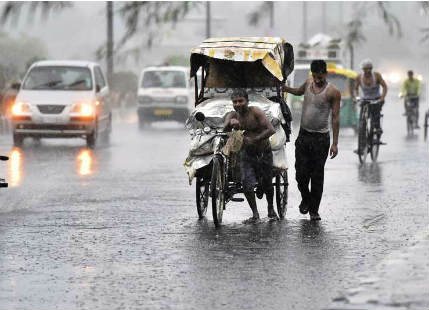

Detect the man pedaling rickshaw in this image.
[224,89,277,223]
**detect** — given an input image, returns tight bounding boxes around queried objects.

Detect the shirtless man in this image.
[283,59,341,221]
[224,89,276,223]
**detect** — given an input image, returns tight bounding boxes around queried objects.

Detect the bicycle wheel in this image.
[370,126,380,162]
[211,155,224,228]
[275,170,288,219]
[196,176,209,219]
[358,106,369,164]
[407,113,413,136]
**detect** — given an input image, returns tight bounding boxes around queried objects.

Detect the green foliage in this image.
[110,71,138,93]
[0,32,48,89]
[1,2,73,25]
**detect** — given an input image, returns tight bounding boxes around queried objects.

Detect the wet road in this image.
[0,97,428,310]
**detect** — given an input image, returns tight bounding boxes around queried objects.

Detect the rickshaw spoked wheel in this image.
[196,176,209,219]
[275,170,288,219]
[211,155,225,228]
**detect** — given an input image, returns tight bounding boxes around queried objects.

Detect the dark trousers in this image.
[295,129,330,214]
[368,101,384,129]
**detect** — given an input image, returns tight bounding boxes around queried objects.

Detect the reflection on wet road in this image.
[76,149,93,176]
[0,99,427,310]
[8,148,22,187]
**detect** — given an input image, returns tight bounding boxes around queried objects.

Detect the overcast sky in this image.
[1,1,428,79]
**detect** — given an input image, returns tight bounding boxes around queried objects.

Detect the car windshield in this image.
[293,68,310,87]
[142,71,187,88]
[23,66,93,91]
[327,73,348,92]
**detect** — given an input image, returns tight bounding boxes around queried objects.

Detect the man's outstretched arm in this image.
[282,79,307,96]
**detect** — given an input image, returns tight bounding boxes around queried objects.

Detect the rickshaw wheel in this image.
[211,156,224,228]
[196,176,209,219]
[275,170,288,219]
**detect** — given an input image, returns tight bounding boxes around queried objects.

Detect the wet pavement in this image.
[0,97,428,310]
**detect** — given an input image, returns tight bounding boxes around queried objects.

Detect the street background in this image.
[0,90,427,310]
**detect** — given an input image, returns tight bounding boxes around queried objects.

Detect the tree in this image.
[421,2,429,42]
[96,1,196,66]
[343,20,366,70]
[0,31,48,89]
[248,1,274,29]
[1,2,196,73]
[342,2,402,69]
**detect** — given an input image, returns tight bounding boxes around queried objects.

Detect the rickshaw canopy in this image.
[190,37,294,88]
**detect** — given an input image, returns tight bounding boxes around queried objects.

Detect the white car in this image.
[12,60,112,147]
[137,66,193,128]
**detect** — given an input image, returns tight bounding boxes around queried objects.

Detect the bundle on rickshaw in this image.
[183,37,294,226]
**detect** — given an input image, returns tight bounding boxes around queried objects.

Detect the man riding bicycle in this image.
[354,59,388,135]
[400,70,422,128]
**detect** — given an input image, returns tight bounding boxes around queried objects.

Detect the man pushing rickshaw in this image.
[184,37,293,227]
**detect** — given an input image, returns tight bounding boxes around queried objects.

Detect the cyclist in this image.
[354,59,388,135]
[400,70,421,128]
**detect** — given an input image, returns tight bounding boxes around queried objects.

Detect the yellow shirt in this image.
[401,78,421,96]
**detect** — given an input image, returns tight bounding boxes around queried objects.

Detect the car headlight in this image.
[138,96,152,104]
[72,103,95,117]
[176,96,188,104]
[12,101,30,115]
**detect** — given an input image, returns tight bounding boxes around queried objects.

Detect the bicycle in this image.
[356,98,384,164]
[404,95,419,136]
[0,155,9,188]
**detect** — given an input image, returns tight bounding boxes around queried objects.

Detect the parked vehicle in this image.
[184,37,294,227]
[137,66,193,129]
[11,60,112,148]
[326,63,359,132]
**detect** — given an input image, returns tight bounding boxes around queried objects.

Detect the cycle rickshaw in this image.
[184,37,294,227]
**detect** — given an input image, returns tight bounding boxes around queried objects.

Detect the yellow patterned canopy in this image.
[190,37,294,87]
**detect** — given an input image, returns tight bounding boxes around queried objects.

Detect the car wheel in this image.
[13,132,24,147]
[86,123,98,148]
[101,115,112,144]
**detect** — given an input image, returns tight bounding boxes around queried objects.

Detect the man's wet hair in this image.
[408,70,413,75]
[231,88,249,101]
[311,60,327,74]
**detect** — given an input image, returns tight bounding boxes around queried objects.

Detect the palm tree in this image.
[343,2,402,70]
